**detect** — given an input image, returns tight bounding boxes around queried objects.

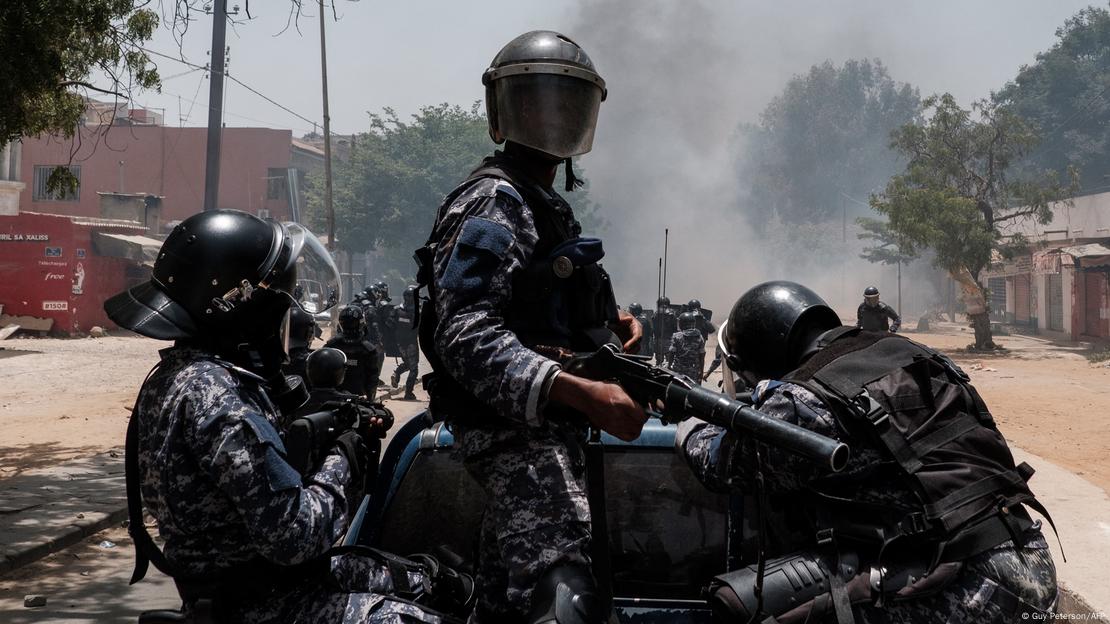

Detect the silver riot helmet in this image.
[483,31,607,160]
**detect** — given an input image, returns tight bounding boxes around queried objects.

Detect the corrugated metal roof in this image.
[1056,243,1110,258]
[21,211,146,230]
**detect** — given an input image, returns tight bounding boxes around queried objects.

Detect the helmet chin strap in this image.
[564,157,584,192]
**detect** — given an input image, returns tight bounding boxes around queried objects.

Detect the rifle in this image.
[564,344,850,472]
[284,398,393,475]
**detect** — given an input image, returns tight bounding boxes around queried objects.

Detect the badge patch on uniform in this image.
[443,217,515,294]
[552,256,574,278]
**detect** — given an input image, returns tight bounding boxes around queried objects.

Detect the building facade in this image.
[986,192,1110,341]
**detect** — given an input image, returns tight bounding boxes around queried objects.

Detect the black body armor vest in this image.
[414,154,619,423]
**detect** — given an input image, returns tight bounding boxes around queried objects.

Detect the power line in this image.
[142,47,324,131]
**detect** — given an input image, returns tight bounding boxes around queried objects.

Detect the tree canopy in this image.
[306,103,599,281]
[738,59,921,227]
[994,7,1110,189]
[871,94,1074,347]
[0,0,159,143]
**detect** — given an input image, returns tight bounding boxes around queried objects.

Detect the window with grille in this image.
[32,165,80,202]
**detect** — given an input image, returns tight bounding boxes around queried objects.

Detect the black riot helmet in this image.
[657,296,670,309]
[372,280,390,302]
[687,299,701,311]
[402,284,418,308]
[306,347,347,389]
[288,306,318,351]
[104,210,339,341]
[863,285,880,306]
[719,281,842,385]
[483,31,607,160]
[338,305,366,338]
[628,302,643,316]
[678,311,699,331]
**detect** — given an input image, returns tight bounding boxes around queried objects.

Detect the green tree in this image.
[870,94,1075,350]
[307,103,600,284]
[0,1,159,143]
[738,59,921,227]
[994,7,1110,188]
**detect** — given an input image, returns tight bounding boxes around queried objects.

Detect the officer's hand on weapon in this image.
[548,373,647,441]
[611,310,642,353]
[358,403,395,439]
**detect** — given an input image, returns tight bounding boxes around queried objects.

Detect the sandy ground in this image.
[2,324,1109,495]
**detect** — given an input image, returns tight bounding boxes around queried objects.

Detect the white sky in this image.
[127,0,1100,137]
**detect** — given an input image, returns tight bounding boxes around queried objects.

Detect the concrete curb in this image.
[0,507,128,576]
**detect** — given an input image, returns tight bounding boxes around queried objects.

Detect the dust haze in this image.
[565,0,1068,320]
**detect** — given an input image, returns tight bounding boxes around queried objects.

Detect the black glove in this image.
[332,430,370,488]
[410,553,475,614]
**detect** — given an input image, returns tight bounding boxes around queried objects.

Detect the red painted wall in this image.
[18,126,293,225]
[0,212,147,334]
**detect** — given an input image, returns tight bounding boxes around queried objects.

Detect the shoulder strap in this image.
[126,362,179,584]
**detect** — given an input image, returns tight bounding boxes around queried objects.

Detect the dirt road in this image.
[2,324,1108,495]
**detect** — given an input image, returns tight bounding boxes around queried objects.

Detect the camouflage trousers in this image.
[670,356,703,382]
[218,552,443,624]
[454,424,593,622]
[392,344,420,393]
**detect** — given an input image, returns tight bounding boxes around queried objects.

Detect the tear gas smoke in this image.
[567,1,944,322]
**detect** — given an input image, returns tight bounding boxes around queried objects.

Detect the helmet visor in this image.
[494,72,604,159]
[273,223,341,314]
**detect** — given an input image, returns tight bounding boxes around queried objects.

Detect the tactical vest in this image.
[782,327,1055,567]
[414,155,619,423]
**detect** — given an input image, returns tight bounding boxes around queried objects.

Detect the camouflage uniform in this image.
[679,380,1057,622]
[666,328,705,381]
[428,170,592,620]
[134,346,433,623]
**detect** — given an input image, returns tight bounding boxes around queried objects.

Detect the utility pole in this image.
[319,0,335,250]
[202,0,228,212]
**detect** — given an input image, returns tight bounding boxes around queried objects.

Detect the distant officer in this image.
[390,285,420,401]
[702,344,722,381]
[654,296,677,365]
[296,347,394,433]
[325,305,379,398]
[628,302,654,357]
[285,306,320,383]
[857,285,901,332]
[373,282,395,388]
[667,311,706,381]
[686,298,716,340]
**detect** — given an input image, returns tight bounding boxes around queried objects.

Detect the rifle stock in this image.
[566,344,850,472]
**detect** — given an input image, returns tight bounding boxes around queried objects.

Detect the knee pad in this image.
[526,565,606,624]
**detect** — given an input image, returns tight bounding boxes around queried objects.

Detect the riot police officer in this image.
[857,285,901,332]
[103,210,458,622]
[325,305,380,398]
[285,305,320,383]
[296,347,394,434]
[416,30,646,622]
[654,296,677,365]
[686,298,716,341]
[678,281,1056,623]
[372,281,395,387]
[390,285,420,401]
[628,302,654,357]
[666,311,706,381]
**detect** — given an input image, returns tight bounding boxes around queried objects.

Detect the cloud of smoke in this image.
[568,0,936,320]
